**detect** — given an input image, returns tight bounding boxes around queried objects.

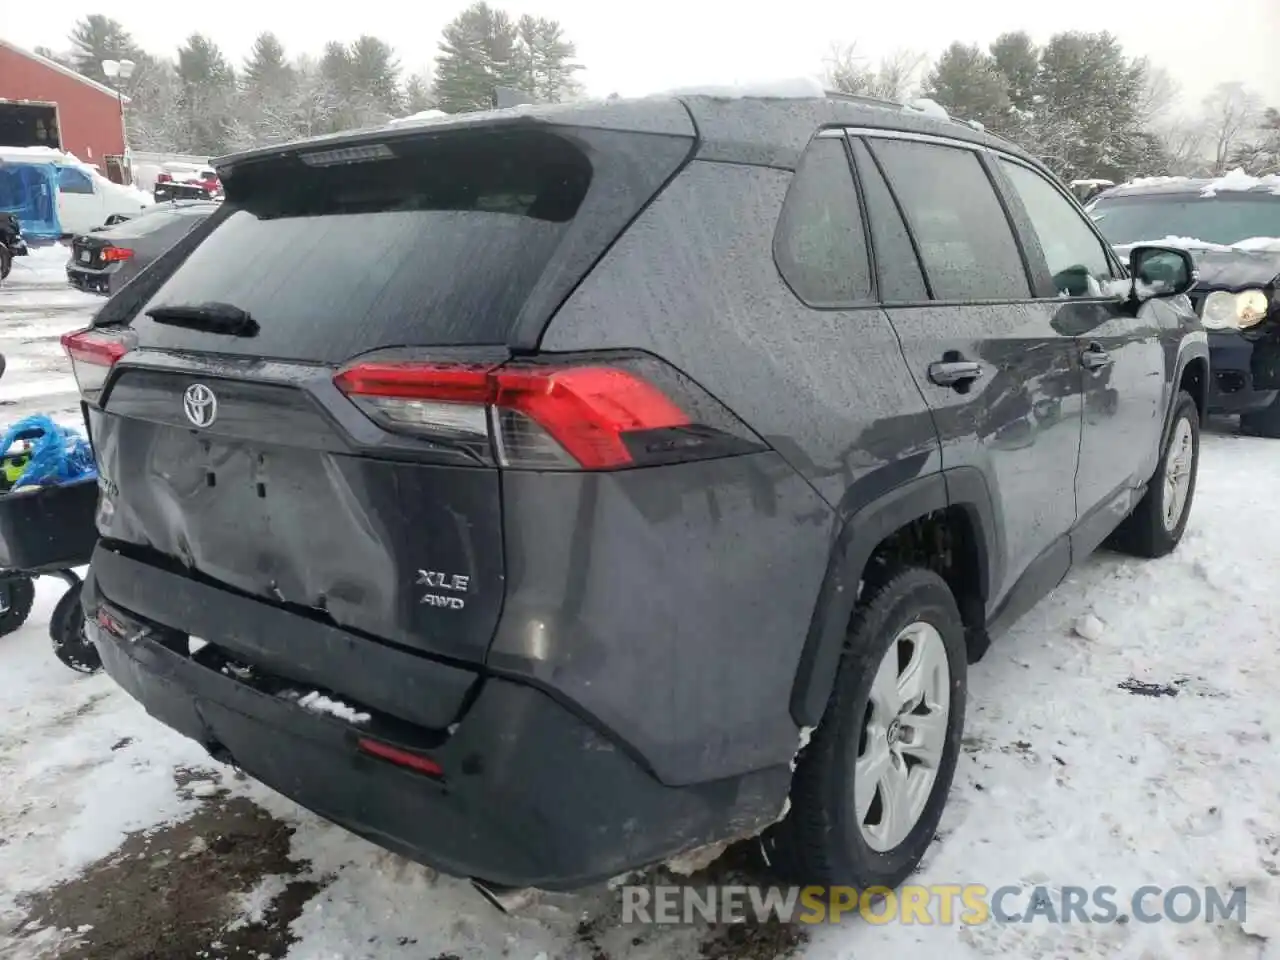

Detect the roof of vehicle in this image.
[1094,171,1280,200]
[213,86,1045,178]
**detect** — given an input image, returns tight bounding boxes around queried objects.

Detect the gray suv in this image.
[63,90,1207,897]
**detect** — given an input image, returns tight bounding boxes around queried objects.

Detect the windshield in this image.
[1088,194,1280,246]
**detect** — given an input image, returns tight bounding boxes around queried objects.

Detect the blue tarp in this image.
[0,160,61,241]
[0,416,97,490]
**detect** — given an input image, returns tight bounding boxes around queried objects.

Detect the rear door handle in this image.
[1081,344,1112,370]
[928,360,984,387]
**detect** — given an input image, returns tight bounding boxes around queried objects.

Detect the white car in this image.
[52,163,149,236]
[0,147,150,237]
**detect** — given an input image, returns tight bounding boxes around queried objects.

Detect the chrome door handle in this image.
[928,360,984,387]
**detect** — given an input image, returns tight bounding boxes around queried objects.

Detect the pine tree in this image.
[989,32,1039,113]
[1032,32,1149,181]
[68,15,142,86]
[515,15,582,103]
[348,35,402,119]
[176,34,237,155]
[922,43,1011,132]
[243,33,293,98]
[434,2,522,113]
[403,73,436,114]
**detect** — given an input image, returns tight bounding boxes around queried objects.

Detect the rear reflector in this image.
[60,327,134,401]
[335,361,693,470]
[356,737,444,777]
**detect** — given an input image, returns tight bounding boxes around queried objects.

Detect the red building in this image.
[0,38,129,173]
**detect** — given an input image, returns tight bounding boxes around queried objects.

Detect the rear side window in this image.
[133,130,620,361]
[58,166,94,195]
[999,159,1117,297]
[869,139,1030,301]
[773,137,871,306]
[850,139,927,302]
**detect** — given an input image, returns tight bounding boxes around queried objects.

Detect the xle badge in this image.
[418,570,470,610]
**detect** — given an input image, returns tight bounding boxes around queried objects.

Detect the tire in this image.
[1240,393,1280,439]
[1110,390,1200,559]
[50,580,101,674]
[0,575,35,636]
[766,567,967,889]
[0,246,11,282]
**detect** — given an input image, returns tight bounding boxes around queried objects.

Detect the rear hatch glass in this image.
[129,126,690,359]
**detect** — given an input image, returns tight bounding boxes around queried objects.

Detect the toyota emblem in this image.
[183,383,218,428]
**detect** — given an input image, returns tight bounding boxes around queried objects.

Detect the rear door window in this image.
[850,139,927,302]
[129,127,688,362]
[869,139,1030,301]
[773,136,872,305]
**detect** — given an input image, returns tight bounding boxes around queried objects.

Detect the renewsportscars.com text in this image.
[620,884,1247,925]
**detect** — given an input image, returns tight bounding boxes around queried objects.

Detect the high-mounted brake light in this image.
[334,360,697,470]
[60,327,133,401]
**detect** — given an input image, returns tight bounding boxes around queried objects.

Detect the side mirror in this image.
[1128,245,1198,302]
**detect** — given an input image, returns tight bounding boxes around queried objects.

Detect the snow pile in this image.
[1200,167,1280,197]
[904,98,950,119]
[661,76,827,99]
[387,109,450,126]
[286,691,371,724]
[1122,175,1191,189]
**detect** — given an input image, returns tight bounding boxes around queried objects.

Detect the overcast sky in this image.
[4,0,1278,112]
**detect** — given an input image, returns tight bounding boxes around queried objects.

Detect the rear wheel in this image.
[0,245,11,282]
[766,568,966,889]
[50,581,101,674]
[0,575,35,636]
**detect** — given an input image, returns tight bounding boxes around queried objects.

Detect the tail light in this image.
[101,246,133,263]
[156,172,172,183]
[334,356,763,471]
[60,327,134,401]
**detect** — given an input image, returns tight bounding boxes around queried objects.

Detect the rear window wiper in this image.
[145,302,259,336]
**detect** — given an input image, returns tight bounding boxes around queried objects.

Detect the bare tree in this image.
[1136,63,1180,126]
[1154,117,1212,176]
[1202,82,1263,174]
[823,42,928,101]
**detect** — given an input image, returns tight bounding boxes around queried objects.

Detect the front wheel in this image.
[1110,390,1200,559]
[766,568,967,889]
[50,580,101,674]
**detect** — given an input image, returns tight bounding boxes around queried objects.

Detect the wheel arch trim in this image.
[789,467,997,728]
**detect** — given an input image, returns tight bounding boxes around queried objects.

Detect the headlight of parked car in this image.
[1201,289,1270,330]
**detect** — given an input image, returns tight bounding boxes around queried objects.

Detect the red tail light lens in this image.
[60,327,133,401]
[336,360,700,470]
[101,246,134,263]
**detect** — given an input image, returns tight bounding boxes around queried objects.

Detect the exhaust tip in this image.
[470,878,538,915]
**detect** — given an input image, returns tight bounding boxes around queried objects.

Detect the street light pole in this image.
[101,59,136,184]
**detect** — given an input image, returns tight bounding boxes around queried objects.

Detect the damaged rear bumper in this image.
[84,545,788,891]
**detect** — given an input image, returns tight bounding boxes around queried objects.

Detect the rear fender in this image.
[789,468,997,728]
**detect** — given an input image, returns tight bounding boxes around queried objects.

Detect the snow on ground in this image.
[2,256,1280,959]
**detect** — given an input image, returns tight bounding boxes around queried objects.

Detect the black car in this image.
[67,201,217,296]
[1088,176,1280,435]
[62,92,1206,896]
